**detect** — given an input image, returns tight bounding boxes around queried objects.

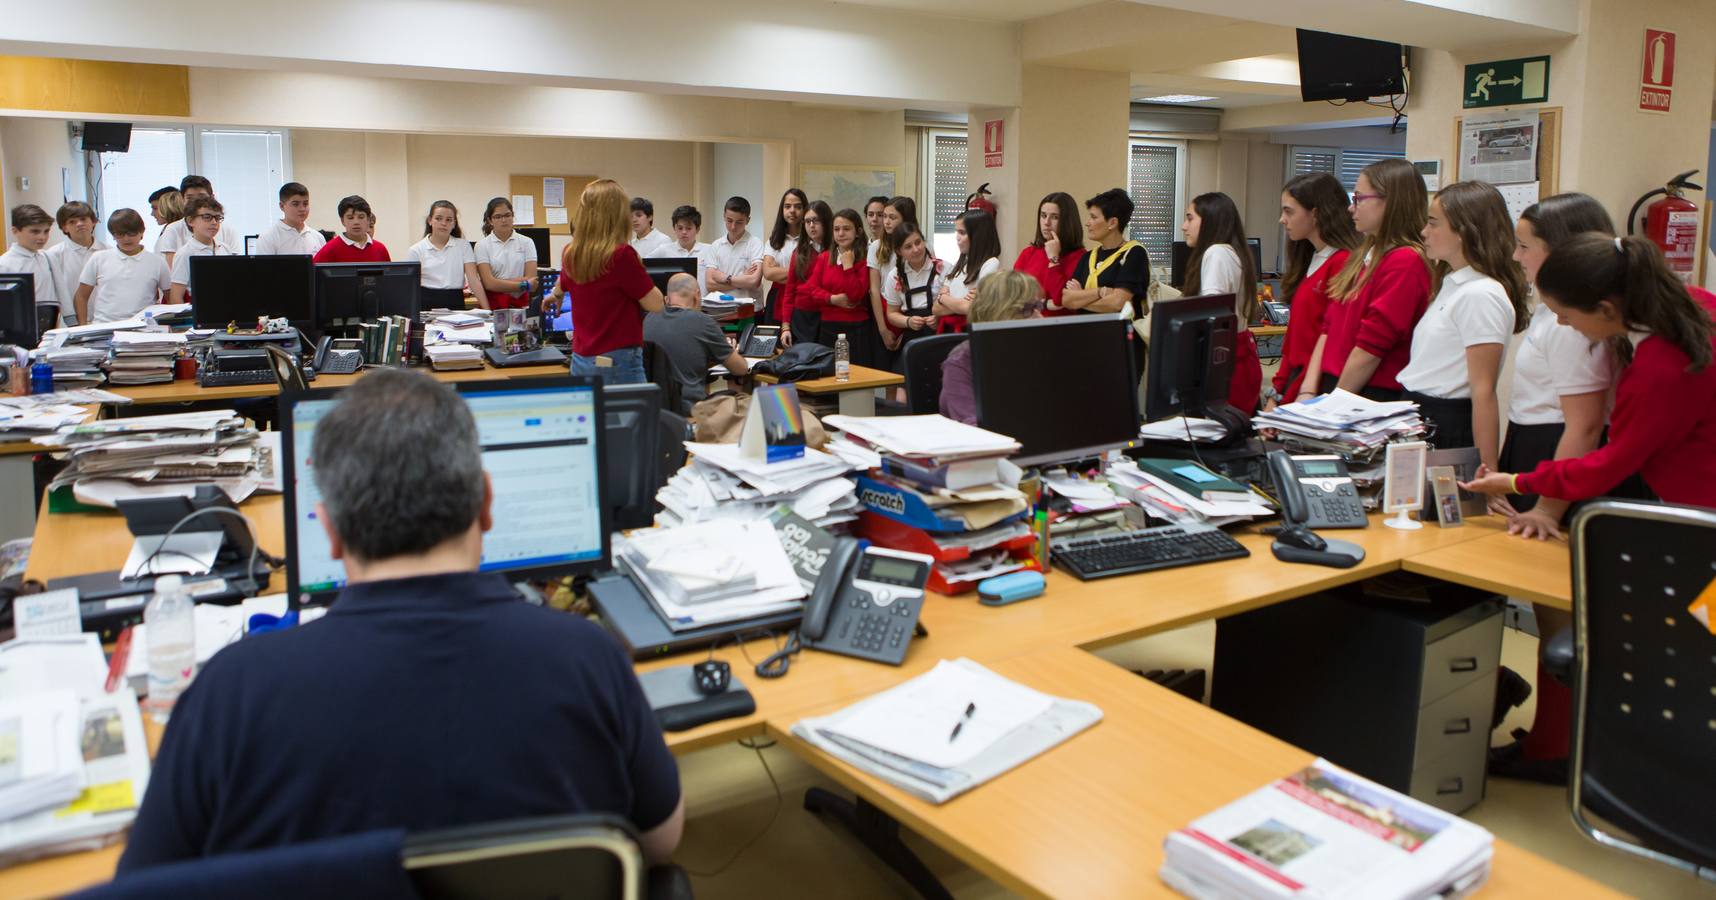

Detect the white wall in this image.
[0,117,81,250]
[712,144,765,241]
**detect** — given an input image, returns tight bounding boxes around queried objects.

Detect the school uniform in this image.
[255,220,327,256]
[630,228,674,259]
[156,218,241,256]
[79,248,172,323]
[1195,244,1262,416]
[881,254,946,367]
[311,234,391,265]
[1316,246,1432,400]
[761,235,799,324]
[1499,300,1618,512]
[800,251,876,367]
[406,236,477,309]
[473,232,536,310]
[0,244,57,312]
[1274,246,1346,400]
[706,232,766,302]
[939,256,999,333]
[170,238,234,288]
[866,242,904,370]
[1013,245,1086,317]
[44,238,108,319]
[1396,266,1514,450]
[650,240,711,295]
[778,243,822,344]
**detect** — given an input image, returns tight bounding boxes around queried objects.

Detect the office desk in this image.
[768,646,1617,899]
[1404,529,1572,610]
[753,364,902,416]
[1,438,45,542]
[105,362,573,405]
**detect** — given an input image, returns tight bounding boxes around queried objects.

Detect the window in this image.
[923,129,968,262]
[198,129,288,249]
[85,126,291,251]
[1286,145,1405,193]
[1127,139,1186,277]
[90,127,188,249]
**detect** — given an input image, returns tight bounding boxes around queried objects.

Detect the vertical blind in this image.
[1127,143,1179,267]
[95,128,188,248]
[929,132,969,261]
[199,129,287,248]
[1288,146,1405,193]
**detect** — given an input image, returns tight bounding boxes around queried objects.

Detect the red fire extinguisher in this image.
[965,183,996,217]
[1627,169,1702,281]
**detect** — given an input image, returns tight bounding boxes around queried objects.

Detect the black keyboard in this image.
[198,369,276,388]
[1052,525,1251,581]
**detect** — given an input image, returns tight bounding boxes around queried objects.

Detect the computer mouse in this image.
[1275,525,1328,552]
[693,660,731,695]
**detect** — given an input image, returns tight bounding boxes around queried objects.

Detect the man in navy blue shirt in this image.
[119,369,683,871]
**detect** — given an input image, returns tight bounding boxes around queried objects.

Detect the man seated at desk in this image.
[118,369,684,871]
[644,272,748,414]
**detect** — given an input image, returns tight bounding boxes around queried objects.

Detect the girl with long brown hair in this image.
[1180,191,1261,414]
[779,200,831,347]
[1270,173,1360,407]
[1013,192,1086,315]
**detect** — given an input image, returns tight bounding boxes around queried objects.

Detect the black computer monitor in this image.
[1145,293,1239,422]
[189,255,315,330]
[0,274,37,347]
[281,375,611,607]
[1170,240,1266,287]
[517,227,552,267]
[603,383,681,530]
[642,258,697,295]
[970,314,1140,466]
[313,262,422,326]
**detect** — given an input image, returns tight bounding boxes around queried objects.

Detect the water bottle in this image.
[142,575,197,723]
[834,333,851,383]
[29,362,53,396]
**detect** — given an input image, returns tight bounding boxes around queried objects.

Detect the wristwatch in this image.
[517,279,530,293]
[1261,386,1281,404]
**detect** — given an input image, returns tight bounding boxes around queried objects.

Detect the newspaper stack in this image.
[0,391,126,444]
[425,342,484,371]
[29,345,108,389]
[1251,390,1425,460]
[0,690,86,822]
[38,409,267,507]
[614,519,807,630]
[1161,759,1493,900]
[656,440,860,529]
[103,330,185,385]
[700,292,741,317]
[1105,458,1273,528]
[0,636,151,865]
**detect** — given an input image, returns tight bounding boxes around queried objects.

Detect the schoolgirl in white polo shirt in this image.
[407,201,482,308]
[473,197,538,310]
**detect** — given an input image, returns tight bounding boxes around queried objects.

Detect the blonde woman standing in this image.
[560,180,665,384]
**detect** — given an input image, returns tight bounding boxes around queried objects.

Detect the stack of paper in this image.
[1160,759,1494,900]
[425,342,484,370]
[615,520,805,630]
[1107,458,1273,527]
[0,690,86,822]
[656,441,860,529]
[426,311,494,346]
[30,346,108,389]
[0,396,99,444]
[1252,390,1425,460]
[39,409,265,507]
[701,293,741,316]
[1140,416,1230,444]
[825,415,1021,461]
[103,330,185,385]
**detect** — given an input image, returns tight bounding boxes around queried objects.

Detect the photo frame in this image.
[799,165,899,215]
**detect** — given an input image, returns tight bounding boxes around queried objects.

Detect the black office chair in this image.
[67,829,415,899]
[641,341,684,414]
[1559,500,1716,882]
[405,814,692,900]
[900,332,967,414]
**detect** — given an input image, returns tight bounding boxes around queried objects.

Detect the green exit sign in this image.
[1464,56,1550,108]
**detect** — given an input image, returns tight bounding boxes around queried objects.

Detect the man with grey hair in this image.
[119,369,684,873]
[643,271,747,413]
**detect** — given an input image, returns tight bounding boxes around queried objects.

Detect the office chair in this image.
[405,814,692,900]
[264,344,309,394]
[67,829,415,899]
[900,332,967,414]
[642,341,684,414]
[1562,499,1716,882]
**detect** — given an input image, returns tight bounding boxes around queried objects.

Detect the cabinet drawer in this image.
[1413,674,1495,769]
[1408,747,1488,814]
[1419,612,1502,704]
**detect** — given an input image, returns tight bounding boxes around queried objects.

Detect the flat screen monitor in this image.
[1170,239,1264,287]
[642,258,697,295]
[1296,29,1406,102]
[281,376,610,607]
[0,274,37,347]
[970,314,1139,466]
[82,122,132,153]
[517,227,552,267]
[603,383,676,530]
[313,261,422,325]
[1145,293,1238,422]
[189,255,315,329]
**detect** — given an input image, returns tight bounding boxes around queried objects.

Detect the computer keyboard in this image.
[198,369,277,388]
[1052,525,1251,581]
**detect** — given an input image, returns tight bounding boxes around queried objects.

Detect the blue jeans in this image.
[571,345,646,385]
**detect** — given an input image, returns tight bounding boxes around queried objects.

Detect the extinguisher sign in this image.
[983,119,1004,168]
[1638,28,1675,113]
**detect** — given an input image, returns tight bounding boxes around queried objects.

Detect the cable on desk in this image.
[681,737,784,879]
[134,505,277,596]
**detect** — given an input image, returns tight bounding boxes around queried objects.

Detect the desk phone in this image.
[801,539,932,666]
[313,336,364,375]
[737,324,782,358]
[1269,452,1368,530]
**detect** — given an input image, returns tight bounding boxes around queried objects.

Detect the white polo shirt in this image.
[407,236,478,290]
[881,255,946,317]
[0,244,56,308]
[1508,300,1617,426]
[170,238,234,287]
[944,256,1001,302]
[254,220,326,256]
[649,240,711,294]
[706,232,765,301]
[474,232,536,282]
[79,247,173,323]
[1197,244,1247,320]
[1305,244,1338,279]
[156,218,241,256]
[1396,266,1515,399]
[765,234,799,274]
[44,238,109,308]
[629,229,674,259]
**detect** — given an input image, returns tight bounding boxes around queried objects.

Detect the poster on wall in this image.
[1458,110,1538,184]
[799,166,898,215]
[1638,27,1675,113]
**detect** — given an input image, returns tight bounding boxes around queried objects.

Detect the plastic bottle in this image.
[834,333,851,383]
[29,362,53,396]
[142,574,197,723]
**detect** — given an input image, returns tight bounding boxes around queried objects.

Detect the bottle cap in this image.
[154,574,185,593]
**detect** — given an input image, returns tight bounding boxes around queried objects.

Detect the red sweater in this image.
[778,256,814,323]
[1013,245,1086,316]
[1318,246,1431,391]
[799,253,872,323]
[313,237,391,264]
[1518,287,1716,507]
[1274,249,1350,397]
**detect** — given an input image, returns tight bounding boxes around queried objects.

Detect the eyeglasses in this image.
[1351,192,1385,205]
[194,213,225,223]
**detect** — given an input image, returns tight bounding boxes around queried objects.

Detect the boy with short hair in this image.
[157,175,240,261]
[629,198,674,257]
[74,209,172,324]
[643,273,747,414]
[44,201,108,324]
[168,196,235,304]
[312,196,391,263]
[704,197,764,302]
[255,182,326,256]
[0,204,58,312]
[650,205,711,293]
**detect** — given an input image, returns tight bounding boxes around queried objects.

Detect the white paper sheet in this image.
[546,207,569,226]
[120,531,224,579]
[511,194,536,226]
[542,177,566,207]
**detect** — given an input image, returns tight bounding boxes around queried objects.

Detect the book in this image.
[879,454,1006,492]
[1135,458,1255,503]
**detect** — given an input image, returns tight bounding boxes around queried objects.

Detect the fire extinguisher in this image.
[965,183,996,217]
[1627,169,1702,281]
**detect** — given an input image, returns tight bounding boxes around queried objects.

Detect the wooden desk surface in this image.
[754,364,902,393]
[107,362,572,405]
[768,646,1619,900]
[1404,528,1571,610]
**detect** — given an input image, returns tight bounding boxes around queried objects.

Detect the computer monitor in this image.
[642,258,697,295]
[517,227,552,267]
[970,314,1140,466]
[313,262,422,327]
[281,375,611,607]
[1145,293,1239,422]
[1170,240,1265,287]
[189,255,315,330]
[0,274,37,347]
[603,383,684,530]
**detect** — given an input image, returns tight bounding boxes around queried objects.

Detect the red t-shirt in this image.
[1519,287,1716,507]
[1274,249,1351,396]
[799,252,872,323]
[568,244,654,357]
[1013,245,1087,316]
[312,237,391,264]
[1317,246,1431,391]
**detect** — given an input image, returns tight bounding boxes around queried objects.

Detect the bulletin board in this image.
[1449,106,1561,196]
[506,174,596,236]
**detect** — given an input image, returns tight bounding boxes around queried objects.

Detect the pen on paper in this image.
[948,701,977,742]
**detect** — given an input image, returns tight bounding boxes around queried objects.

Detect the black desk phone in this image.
[800,538,933,666]
[313,335,365,374]
[1268,451,1369,530]
[737,323,781,358]
[1262,300,1291,326]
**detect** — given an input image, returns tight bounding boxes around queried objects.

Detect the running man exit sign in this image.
[1463,56,1550,109]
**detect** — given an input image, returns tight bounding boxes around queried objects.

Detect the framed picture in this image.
[799,165,899,214]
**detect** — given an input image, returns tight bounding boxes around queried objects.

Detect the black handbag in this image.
[751,341,835,382]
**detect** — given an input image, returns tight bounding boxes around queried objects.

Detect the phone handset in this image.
[800,537,859,642]
[312,335,333,372]
[1267,450,1311,526]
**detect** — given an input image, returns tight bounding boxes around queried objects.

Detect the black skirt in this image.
[788,309,822,348]
[1500,420,1657,515]
[816,318,881,370]
[1406,391,1475,451]
[1317,373,1404,403]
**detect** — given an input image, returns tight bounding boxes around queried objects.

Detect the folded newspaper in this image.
[1160,758,1493,900]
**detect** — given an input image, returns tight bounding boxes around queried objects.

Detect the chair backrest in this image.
[642,340,684,414]
[902,332,968,415]
[1569,499,1716,880]
[264,344,308,394]
[403,814,646,900]
[69,829,412,899]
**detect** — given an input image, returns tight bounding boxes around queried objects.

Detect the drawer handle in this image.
[1436,777,1464,795]
[1444,718,1472,735]
[1448,657,1478,673]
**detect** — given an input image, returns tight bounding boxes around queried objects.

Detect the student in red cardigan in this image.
[779,200,830,348]
[1301,158,1432,402]
[1013,192,1085,315]
[1462,233,1716,509]
[312,196,391,264]
[798,208,877,367]
[1267,172,1360,409]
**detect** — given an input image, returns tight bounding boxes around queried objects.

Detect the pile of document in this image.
[425,311,493,346]
[425,342,483,371]
[0,635,151,865]
[615,520,806,630]
[1252,390,1425,459]
[0,391,126,443]
[656,440,860,529]
[1160,758,1494,900]
[700,293,741,317]
[30,345,108,389]
[1140,416,1230,444]
[38,409,269,507]
[792,658,1102,803]
[1107,458,1273,528]
[103,330,185,385]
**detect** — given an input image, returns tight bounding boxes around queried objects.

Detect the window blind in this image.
[929,132,969,262]
[94,128,188,248]
[1127,143,1179,267]
[198,129,287,247]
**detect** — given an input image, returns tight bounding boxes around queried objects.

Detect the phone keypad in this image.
[1306,483,1367,527]
[832,593,918,660]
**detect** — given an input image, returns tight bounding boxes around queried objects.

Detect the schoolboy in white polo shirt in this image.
[156,175,241,263]
[703,197,764,302]
[44,201,108,324]
[650,205,711,294]
[0,204,58,314]
[74,209,173,324]
[168,197,235,304]
[255,182,327,256]
[629,198,674,258]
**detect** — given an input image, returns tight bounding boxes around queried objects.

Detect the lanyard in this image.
[1084,241,1141,290]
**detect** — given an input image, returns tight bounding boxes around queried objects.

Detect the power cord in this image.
[134,505,276,595]
[680,736,784,879]
[754,631,801,679]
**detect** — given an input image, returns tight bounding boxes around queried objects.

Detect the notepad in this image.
[821,660,1054,769]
